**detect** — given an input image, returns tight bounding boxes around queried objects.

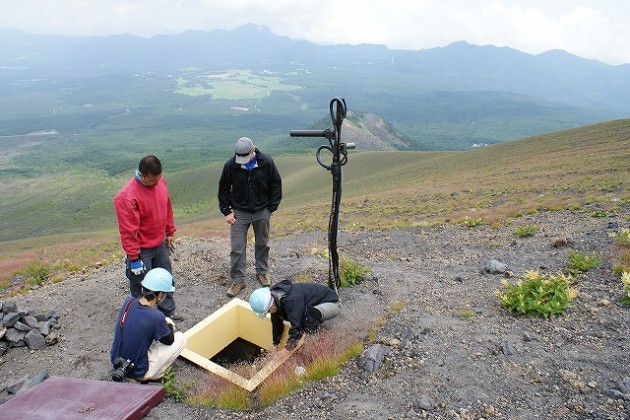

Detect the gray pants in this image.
[126,242,176,315]
[230,208,271,283]
[314,301,342,321]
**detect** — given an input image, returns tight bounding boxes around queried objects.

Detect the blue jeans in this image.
[230,208,270,283]
[126,242,176,315]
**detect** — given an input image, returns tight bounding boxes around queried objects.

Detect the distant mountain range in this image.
[1,24,629,150]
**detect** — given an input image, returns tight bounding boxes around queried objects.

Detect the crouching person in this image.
[249,278,342,350]
[110,267,186,382]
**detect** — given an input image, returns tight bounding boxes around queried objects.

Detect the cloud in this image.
[1,0,629,64]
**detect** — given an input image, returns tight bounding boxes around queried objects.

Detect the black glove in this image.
[286,327,303,350]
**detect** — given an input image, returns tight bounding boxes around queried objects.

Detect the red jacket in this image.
[114,177,176,260]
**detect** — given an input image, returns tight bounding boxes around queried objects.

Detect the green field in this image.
[175,70,302,100]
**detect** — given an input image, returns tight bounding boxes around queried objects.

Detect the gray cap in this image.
[235,137,254,164]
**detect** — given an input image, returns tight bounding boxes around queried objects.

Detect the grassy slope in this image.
[1,119,629,285]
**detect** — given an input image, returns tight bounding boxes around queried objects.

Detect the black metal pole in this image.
[290,98,354,291]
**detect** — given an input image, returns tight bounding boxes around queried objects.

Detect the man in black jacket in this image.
[249,279,342,350]
[218,137,282,297]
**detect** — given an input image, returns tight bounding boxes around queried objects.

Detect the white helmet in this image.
[249,287,273,318]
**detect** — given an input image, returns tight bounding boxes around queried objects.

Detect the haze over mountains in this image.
[1,23,629,150]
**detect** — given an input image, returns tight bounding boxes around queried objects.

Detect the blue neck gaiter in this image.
[244,155,257,172]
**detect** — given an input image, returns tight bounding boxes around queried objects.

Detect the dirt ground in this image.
[1,205,629,419]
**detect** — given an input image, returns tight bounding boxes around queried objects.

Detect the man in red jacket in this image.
[114,155,183,321]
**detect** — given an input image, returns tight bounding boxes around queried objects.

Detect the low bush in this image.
[462,216,484,228]
[566,249,602,274]
[495,271,578,318]
[339,257,370,288]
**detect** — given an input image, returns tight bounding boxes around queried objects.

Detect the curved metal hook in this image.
[316,145,333,170]
[330,98,347,132]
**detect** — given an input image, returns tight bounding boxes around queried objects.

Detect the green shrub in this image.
[495,271,578,318]
[566,250,602,274]
[339,257,370,288]
[513,225,538,238]
[20,263,52,286]
[160,367,188,401]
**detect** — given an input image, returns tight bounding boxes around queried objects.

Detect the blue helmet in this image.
[249,287,273,318]
[141,268,175,293]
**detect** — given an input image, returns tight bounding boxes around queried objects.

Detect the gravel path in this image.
[1,205,629,419]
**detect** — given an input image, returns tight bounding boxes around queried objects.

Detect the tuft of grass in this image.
[609,227,630,248]
[389,301,405,315]
[257,369,303,406]
[367,326,377,343]
[513,224,538,238]
[495,271,578,318]
[612,249,630,275]
[293,274,311,283]
[458,310,477,320]
[566,249,603,274]
[211,386,252,410]
[621,272,630,305]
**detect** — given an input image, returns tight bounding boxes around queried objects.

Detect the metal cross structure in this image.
[290,98,355,291]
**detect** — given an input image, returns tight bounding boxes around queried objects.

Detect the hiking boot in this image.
[169,312,185,322]
[227,282,246,297]
[256,274,271,287]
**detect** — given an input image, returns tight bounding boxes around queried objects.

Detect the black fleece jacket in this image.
[218,149,282,216]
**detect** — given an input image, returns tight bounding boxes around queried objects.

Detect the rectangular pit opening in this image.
[179,298,299,391]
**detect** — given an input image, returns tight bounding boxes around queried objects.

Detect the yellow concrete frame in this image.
[180,298,299,391]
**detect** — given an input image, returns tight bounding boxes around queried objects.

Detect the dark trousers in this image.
[125,242,176,315]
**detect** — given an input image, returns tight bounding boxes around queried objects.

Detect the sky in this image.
[1,0,630,65]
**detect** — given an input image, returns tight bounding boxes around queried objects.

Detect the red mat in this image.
[0,376,165,420]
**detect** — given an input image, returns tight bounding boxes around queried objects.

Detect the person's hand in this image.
[285,338,299,351]
[166,236,176,254]
[130,259,146,276]
[225,213,236,225]
[165,317,176,330]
